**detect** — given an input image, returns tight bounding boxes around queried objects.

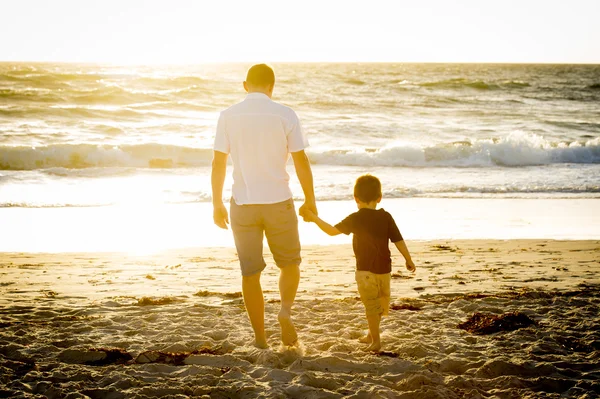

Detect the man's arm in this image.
[290,150,317,219]
[394,240,416,272]
[211,150,229,229]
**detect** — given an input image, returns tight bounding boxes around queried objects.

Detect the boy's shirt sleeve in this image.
[334,213,356,235]
[387,212,403,242]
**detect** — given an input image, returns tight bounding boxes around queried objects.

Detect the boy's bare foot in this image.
[278,310,298,346]
[358,333,372,344]
[365,341,381,352]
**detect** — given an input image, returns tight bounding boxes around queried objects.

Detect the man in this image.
[211,64,317,349]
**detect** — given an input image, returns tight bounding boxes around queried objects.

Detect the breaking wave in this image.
[0,144,214,170]
[1,133,598,170]
[310,133,600,167]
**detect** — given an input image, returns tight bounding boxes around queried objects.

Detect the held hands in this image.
[301,208,318,223]
[298,201,318,222]
[405,259,416,273]
[213,202,229,229]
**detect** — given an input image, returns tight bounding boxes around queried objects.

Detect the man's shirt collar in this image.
[245,92,271,100]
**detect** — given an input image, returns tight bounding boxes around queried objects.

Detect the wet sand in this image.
[1,240,599,398]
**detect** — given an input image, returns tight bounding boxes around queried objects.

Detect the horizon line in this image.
[1,59,600,66]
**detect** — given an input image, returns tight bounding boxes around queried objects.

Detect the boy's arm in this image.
[305,211,341,236]
[394,240,416,272]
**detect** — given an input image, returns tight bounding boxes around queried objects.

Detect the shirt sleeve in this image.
[388,213,403,242]
[213,112,229,154]
[334,213,356,235]
[286,110,309,153]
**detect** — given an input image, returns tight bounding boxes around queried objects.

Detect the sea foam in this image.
[0,133,598,170]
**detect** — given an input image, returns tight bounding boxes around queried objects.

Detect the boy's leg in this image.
[365,313,382,351]
[365,273,391,351]
[356,271,385,351]
[242,272,268,349]
[380,273,392,317]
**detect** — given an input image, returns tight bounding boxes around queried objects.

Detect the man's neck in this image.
[247,89,271,98]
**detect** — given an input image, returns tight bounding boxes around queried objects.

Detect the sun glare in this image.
[1,0,599,64]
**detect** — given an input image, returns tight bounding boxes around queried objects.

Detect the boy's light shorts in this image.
[355,271,391,316]
[230,198,301,277]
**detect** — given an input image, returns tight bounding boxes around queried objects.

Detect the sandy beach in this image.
[1,239,599,398]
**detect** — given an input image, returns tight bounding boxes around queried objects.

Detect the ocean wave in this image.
[1,133,598,171]
[0,88,63,102]
[310,133,600,167]
[0,70,209,89]
[0,81,217,106]
[0,202,114,208]
[418,78,530,90]
[0,104,155,120]
[1,72,105,86]
[133,75,207,88]
[345,78,366,85]
[69,87,167,105]
[0,144,214,170]
[503,80,530,87]
[0,101,215,121]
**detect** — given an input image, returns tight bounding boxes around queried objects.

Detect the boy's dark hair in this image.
[354,174,382,203]
[246,64,275,87]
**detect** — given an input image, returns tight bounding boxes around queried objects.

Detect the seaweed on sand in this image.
[458,312,536,335]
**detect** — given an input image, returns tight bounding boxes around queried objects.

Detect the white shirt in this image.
[213,92,309,205]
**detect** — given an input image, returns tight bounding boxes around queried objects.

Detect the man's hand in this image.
[213,202,229,229]
[405,259,416,273]
[301,208,318,223]
[211,150,229,229]
[299,201,317,222]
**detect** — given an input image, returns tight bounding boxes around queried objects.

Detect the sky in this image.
[2,0,599,64]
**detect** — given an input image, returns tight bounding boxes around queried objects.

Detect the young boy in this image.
[302,174,416,351]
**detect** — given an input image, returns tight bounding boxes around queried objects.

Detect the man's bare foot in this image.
[358,333,372,344]
[278,310,298,346]
[253,339,269,349]
[365,341,381,352]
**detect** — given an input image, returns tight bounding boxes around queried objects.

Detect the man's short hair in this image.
[246,64,275,87]
[354,174,382,203]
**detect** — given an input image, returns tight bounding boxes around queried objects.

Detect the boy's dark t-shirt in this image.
[334,208,403,274]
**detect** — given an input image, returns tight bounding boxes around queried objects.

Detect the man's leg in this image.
[263,199,302,346]
[278,264,300,345]
[242,271,268,349]
[230,200,268,348]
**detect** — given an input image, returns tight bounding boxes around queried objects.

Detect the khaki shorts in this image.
[355,271,391,316]
[230,198,301,276]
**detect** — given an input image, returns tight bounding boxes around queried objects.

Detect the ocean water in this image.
[1,62,599,206]
[1,63,599,250]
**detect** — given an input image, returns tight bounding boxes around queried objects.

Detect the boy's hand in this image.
[405,259,416,273]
